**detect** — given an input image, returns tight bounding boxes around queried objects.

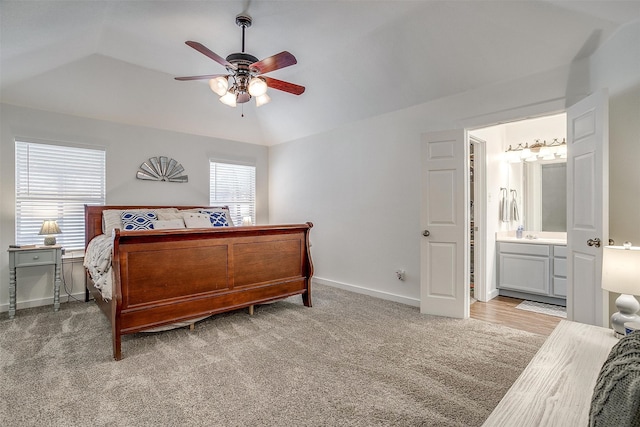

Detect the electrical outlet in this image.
[395,269,406,281]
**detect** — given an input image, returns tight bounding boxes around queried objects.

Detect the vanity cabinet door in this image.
[498,244,551,295]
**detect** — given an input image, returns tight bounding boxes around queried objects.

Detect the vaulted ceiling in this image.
[1,1,638,145]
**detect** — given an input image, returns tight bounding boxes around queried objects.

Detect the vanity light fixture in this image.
[504,138,567,163]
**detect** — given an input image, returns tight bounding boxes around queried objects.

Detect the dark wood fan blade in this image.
[185,41,236,69]
[263,76,305,95]
[251,51,297,74]
[175,74,228,81]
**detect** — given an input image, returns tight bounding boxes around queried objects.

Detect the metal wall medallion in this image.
[136,156,188,182]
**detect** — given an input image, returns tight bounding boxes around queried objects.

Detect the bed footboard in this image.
[85,205,313,360]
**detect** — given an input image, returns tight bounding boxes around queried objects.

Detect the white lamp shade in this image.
[255,93,271,107]
[602,245,640,295]
[39,220,61,235]
[219,92,237,107]
[248,77,268,97]
[209,77,229,96]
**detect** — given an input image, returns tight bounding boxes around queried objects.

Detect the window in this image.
[209,161,256,226]
[15,140,106,250]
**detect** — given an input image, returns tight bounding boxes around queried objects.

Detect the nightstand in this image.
[7,245,62,319]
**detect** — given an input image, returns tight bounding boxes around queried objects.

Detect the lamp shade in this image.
[219,91,237,107]
[602,245,640,295]
[255,93,271,107]
[248,77,268,97]
[209,76,229,96]
[39,220,61,236]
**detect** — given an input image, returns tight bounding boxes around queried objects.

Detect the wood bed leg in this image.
[302,290,312,307]
[249,305,254,316]
[113,333,122,361]
[189,323,195,331]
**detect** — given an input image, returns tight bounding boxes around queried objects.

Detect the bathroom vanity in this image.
[496,233,567,306]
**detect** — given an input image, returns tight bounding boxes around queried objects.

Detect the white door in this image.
[567,89,609,326]
[420,130,469,318]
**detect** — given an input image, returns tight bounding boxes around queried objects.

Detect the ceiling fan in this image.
[175,14,305,109]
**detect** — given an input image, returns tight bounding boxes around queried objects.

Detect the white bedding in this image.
[83,233,114,300]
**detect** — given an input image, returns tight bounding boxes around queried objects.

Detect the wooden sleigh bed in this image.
[84,205,313,360]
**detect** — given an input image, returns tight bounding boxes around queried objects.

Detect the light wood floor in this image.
[470,296,562,336]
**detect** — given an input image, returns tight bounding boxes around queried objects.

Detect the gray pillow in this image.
[589,331,640,427]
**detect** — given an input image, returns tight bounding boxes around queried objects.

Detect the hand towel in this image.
[500,188,509,222]
[511,190,519,222]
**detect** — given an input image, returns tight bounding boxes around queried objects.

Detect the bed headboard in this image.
[84,205,226,248]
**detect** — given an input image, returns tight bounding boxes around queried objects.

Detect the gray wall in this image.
[269,21,640,307]
[0,105,269,310]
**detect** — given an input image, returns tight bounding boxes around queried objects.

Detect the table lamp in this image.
[39,220,61,246]
[601,242,640,337]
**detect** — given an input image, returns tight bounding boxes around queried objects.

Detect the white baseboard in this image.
[313,277,420,307]
[0,291,86,314]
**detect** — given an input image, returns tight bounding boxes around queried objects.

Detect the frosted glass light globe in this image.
[248,77,268,97]
[255,93,271,107]
[209,77,229,96]
[219,91,237,107]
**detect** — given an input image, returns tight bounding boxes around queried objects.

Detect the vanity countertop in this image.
[496,231,567,246]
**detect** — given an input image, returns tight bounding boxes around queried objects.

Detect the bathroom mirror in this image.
[523,159,567,231]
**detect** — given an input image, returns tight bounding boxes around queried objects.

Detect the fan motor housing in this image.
[226,52,259,67]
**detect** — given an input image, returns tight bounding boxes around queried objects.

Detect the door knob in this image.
[609,239,615,246]
[422,230,430,237]
[587,238,601,248]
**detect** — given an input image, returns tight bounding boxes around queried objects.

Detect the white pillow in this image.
[182,212,213,228]
[102,209,123,234]
[152,219,185,229]
[179,207,235,227]
[157,211,184,221]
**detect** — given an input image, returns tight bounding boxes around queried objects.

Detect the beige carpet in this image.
[0,284,545,426]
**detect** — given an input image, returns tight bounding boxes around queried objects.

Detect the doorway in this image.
[469,136,485,302]
[421,92,608,325]
[468,113,567,305]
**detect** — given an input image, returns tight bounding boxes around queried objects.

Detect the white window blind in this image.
[15,140,106,250]
[209,161,256,226]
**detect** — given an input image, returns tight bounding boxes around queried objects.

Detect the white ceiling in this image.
[1,1,639,146]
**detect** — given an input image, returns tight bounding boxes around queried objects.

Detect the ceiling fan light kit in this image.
[176,14,304,112]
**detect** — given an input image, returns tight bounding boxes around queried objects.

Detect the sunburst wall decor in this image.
[136,156,188,182]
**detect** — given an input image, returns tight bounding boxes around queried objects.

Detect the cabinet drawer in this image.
[554,258,567,278]
[553,277,567,297]
[14,250,56,267]
[553,246,567,258]
[498,242,550,257]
